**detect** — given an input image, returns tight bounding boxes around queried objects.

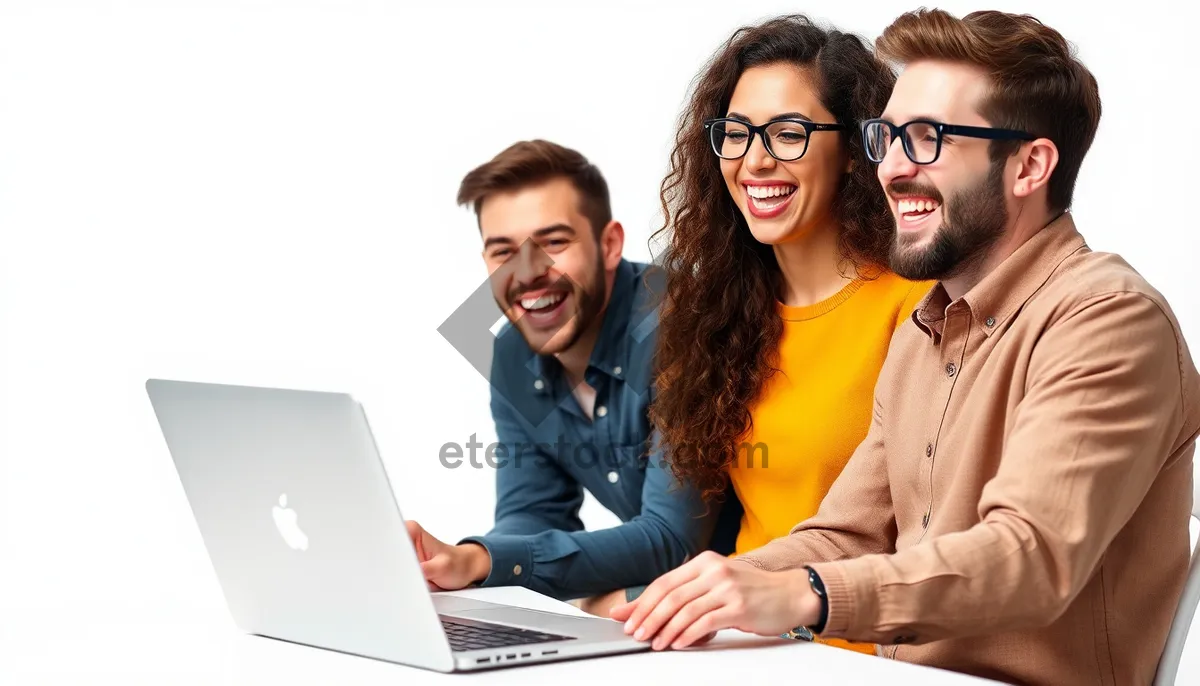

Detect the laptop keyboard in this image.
[441,617,576,652]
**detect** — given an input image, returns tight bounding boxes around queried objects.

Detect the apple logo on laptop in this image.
[272,494,309,551]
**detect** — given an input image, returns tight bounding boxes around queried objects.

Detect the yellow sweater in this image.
[729,270,931,654]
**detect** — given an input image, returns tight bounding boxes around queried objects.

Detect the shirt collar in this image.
[912,212,1088,340]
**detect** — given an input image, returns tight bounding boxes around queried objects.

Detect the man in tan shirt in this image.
[611,9,1200,685]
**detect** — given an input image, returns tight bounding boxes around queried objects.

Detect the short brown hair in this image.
[456,139,612,234]
[876,9,1101,212]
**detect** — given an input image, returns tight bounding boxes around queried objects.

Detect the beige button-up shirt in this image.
[738,213,1200,685]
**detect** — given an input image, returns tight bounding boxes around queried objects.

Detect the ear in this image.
[599,220,624,270]
[1012,137,1058,199]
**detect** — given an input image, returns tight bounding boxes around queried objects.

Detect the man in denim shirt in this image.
[406,140,739,612]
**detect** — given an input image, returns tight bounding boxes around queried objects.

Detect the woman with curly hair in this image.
[640,15,931,653]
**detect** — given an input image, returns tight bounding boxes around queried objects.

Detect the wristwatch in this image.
[781,566,828,641]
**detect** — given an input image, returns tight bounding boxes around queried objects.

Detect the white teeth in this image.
[520,293,565,311]
[899,199,940,214]
[746,185,796,199]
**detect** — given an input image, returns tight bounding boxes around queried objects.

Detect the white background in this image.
[1,0,1197,683]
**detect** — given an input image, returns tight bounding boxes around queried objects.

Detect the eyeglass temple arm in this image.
[940,123,1036,140]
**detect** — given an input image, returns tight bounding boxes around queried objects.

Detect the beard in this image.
[502,254,607,356]
[888,159,1008,282]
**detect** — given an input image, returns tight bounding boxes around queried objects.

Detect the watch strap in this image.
[807,566,828,634]
[780,566,828,641]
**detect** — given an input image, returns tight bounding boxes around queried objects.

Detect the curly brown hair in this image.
[648,14,897,502]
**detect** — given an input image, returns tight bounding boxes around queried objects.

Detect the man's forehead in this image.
[478,180,582,241]
[885,60,991,123]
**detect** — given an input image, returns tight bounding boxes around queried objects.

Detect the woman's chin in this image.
[744,216,798,245]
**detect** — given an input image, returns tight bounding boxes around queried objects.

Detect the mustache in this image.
[887,180,943,203]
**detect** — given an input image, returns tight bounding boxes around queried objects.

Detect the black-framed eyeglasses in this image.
[861,118,1036,165]
[703,117,846,162]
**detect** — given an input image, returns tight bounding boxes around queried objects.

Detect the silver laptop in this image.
[144,378,649,672]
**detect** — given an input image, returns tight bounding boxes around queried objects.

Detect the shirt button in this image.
[926,443,933,457]
[985,317,996,328]
[613,366,622,376]
[945,362,957,377]
[596,405,607,417]
[607,471,619,483]
[513,564,522,575]
[533,379,544,391]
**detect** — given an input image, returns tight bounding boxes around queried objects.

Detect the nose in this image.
[513,239,553,285]
[878,135,918,188]
[744,130,776,173]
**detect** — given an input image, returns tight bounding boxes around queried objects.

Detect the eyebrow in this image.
[483,223,576,250]
[726,111,813,123]
[878,113,946,124]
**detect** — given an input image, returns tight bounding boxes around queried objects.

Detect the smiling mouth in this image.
[897,197,941,223]
[510,289,572,330]
[744,183,797,215]
[518,292,565,312]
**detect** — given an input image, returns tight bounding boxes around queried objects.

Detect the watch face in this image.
[782,626,816,641]
[808,567,826,596]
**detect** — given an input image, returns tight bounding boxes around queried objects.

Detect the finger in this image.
[609,590,643,621]
[622,558,707,634]
[671,611,732,650]
[609,598,636,621]
[631,573,716,644]
[421,555,454,586]
[648,580,724,650]
[621,580,672,635]
[405,520,428,560]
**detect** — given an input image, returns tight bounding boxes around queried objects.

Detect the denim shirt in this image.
[461,258,741,600]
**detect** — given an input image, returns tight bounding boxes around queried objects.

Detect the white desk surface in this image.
[3,586,1007,685]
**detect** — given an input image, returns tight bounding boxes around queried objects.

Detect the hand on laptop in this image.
[573,589,627,617]
[405,520,492,591]
[608,551,820,650]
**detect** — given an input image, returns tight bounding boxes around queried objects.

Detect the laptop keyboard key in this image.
[441,617,576,653]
